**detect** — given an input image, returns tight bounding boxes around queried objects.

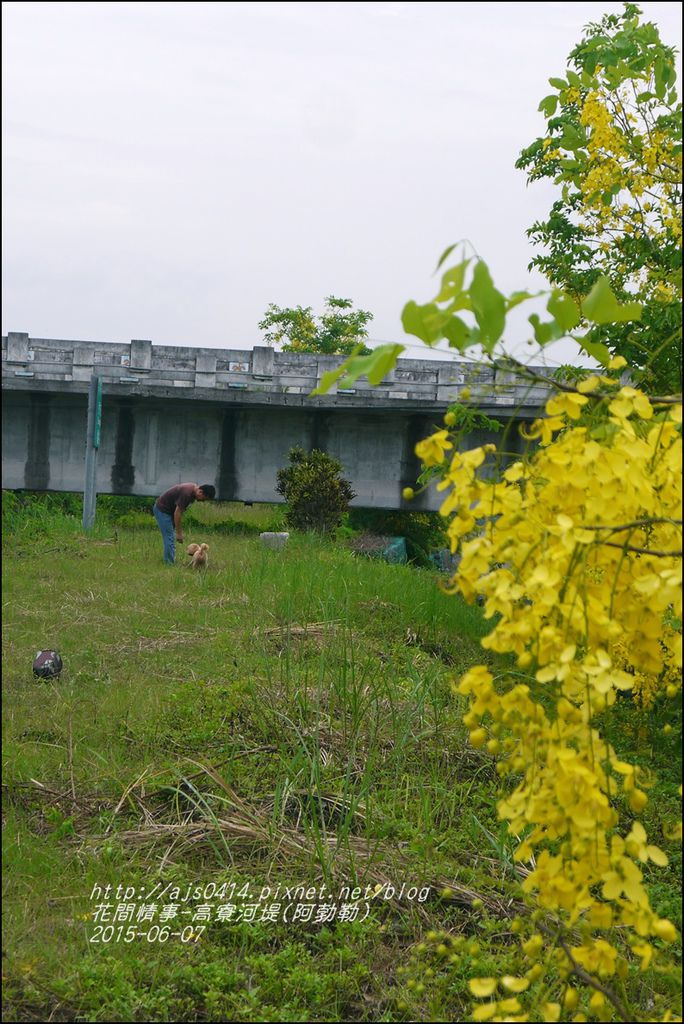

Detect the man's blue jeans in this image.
[153,504,175,564]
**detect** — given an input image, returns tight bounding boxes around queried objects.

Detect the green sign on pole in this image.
[93,377,103,448]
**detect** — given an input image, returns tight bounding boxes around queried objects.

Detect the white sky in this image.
[2,1,681,365]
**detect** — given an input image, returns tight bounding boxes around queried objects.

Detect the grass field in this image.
[2,498,681,1021]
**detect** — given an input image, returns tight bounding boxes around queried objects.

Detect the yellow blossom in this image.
[469,978,498,998]
[415,429,453,467]
[545,392,590,420]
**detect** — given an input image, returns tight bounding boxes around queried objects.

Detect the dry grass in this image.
[73,759,525,920]
[105,627,219,655]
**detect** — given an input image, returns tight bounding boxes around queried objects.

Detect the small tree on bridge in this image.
[259,296,373,356]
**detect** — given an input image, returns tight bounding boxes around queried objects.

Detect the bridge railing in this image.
[2,333,552,407]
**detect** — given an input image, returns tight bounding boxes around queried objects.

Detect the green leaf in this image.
[442,316,472,352]
[401,301,449,346]
[549,77,568,90]
[311,364,350,396]
[578,338,611,367]
[528,313,562,346]
[469,261,506,353]
[654,60,667,99]
[446,292,472,314]
[338,344,405,389]
[582,277,642,324]
[538,95,558,117]
[566,70,582,87]
[310,342,365,395]
[434,259,470,303]
[363,344,406,385]
[310,343,404,396]
[559,125,586,150]
[547,290,581,331]
[435,243,462,272]
[506,290,539,312]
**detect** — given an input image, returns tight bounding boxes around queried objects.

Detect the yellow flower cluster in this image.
[562,87,582,106]
[582,157,624,208]
[611,636,681,710]
[653,281,677,304]
[425,381,682,1019]
[580,92,627,157]
[558,76,683,301]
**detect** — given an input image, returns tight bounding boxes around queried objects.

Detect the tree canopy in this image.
[258,296,373,356]
[516,3,682,393]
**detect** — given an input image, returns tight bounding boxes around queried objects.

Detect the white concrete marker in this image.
[259,532,290,551]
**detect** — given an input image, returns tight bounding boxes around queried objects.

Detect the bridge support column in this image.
[218,409,239,500]
[111,400,136,494]
[399,414,433,510]
[82,375,101,531]
[24,394,51,490]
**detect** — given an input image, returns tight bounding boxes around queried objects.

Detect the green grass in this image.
[2,499,681,1021]
[2,503,502,1022]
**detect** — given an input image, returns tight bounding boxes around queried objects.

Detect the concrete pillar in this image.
[195,351,216,389]
[437,364,465,404]
[493,367,516,405]
[218,409,239,499]
[111,400,136,494]
[252,347,274,378]
[130,339,152,371]
[399,414,432,510]
[24,394,51,490]
[7,332,31,363]
[82,376,99,530]
[143,412,159,484]
[316,358,338,395]
[73,345,95,382]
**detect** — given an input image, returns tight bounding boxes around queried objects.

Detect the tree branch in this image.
[582,518,683,532]
[599,540,682,557]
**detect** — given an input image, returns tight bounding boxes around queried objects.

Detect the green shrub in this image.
[96,494,154,520]
[2,490,83,536]
[276,447,356,534]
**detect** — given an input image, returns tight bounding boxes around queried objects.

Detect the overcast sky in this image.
[2,1,681,364]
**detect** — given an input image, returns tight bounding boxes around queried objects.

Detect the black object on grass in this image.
[32,650,63,679]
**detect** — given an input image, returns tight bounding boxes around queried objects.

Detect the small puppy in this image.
[188,542,209,569]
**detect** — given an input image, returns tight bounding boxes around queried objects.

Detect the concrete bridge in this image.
[2,332,550,510]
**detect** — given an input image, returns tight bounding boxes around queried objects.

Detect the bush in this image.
[276,448,355,534]
[2,490,83,536]
[96,495,153,520]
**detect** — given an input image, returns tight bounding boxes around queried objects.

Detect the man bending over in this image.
[153,483,215,564]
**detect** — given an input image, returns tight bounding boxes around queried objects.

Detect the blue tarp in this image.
[429,548,461,573]
[381,537,408,564]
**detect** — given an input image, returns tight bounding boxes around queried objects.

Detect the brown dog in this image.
[188,542,209,569]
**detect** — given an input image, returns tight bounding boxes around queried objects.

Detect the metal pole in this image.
[82,374,100,531]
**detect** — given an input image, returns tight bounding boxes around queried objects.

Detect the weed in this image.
[2,499,680,1021]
